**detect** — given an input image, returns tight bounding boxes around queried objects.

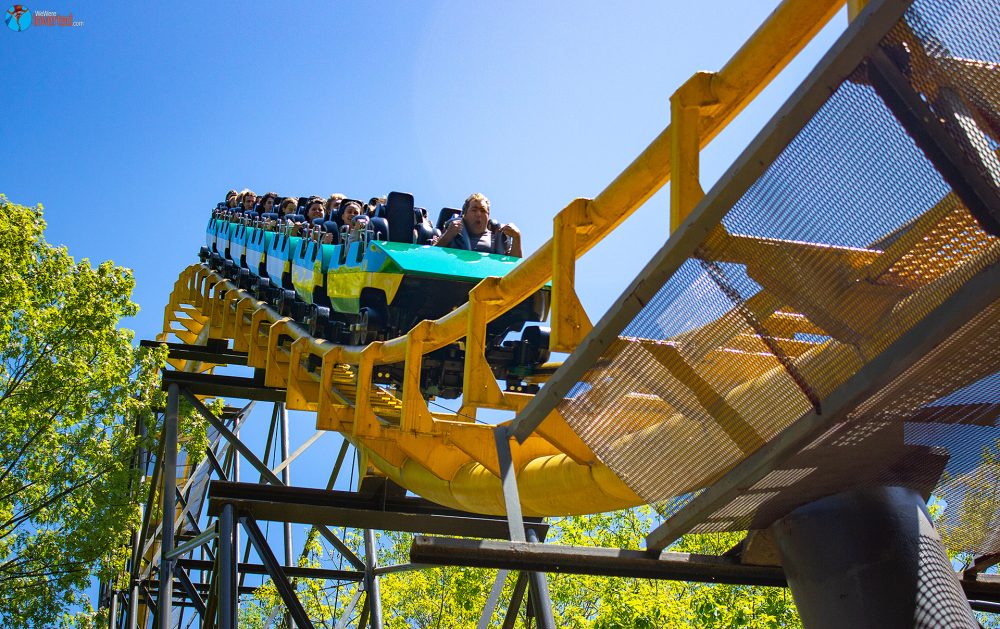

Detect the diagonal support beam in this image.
[166,526,218,561]
[646,260,1000,551]
[867,47,1000,235]
[494,427,555,629]
[241,513,315,629]
[272,430,325,476]
[184,390,282,485]
[478,569,509,629]
[173,564,208,618]
[501,572,529,629]
[184,389,365,570]
[333,587,364,629]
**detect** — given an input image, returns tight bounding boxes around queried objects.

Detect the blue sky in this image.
[4,1,848,338]
[3,0,853,609]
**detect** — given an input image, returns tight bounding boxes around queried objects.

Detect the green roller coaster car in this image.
[204,211,552,399]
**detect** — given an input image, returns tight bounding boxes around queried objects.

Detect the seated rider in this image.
[237,189,257,214]
[305,197,325,222]
[340,199,362,225]
[434,193,522,258]
[278,197,298,218]
[258,191,278,214]
[325,193,345,220]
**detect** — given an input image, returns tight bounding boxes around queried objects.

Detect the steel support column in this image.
[218,503,237,629]
[494,427,554,629]
[158,383,179,628]
[107,588,118,629]
[279,403,295,625]
[364,528,383,629]
[772,486,978,629]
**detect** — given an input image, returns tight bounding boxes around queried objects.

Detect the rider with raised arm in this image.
[434,193,522,258]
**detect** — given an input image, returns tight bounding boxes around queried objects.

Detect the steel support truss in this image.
[107,345,557,629]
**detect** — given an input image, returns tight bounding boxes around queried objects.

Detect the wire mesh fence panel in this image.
[555,0,999,557]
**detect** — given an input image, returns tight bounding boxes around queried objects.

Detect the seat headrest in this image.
[384,191,416,243]
[244,211,259,220]
[437,207,462,231]
[284,213,305,223]
[311,217,326,226]
[387,191,415,213]
[260,212,280,220]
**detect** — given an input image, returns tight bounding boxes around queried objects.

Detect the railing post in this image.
[550,198,594,353]
[461,277,513,416]
[353,342,383,438]
[670,72,717,233]
[401,322,435,433]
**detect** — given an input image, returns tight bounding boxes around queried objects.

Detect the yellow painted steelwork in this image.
[162,203,998,514]
[325,269,404,314]
[157,0,917,516]
[314,0,847,384]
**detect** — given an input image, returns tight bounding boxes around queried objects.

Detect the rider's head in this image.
[462,193,491,235]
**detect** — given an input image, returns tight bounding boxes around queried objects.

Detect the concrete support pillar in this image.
[772,486,977,629]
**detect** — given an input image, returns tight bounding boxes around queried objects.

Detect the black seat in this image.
[436,207,462,231]
[322,220,341,245]
[369,216,389,241]
[415,221,435,244]
[384,191,416,243]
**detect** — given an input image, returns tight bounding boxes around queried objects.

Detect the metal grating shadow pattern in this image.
[552,0,1000,557]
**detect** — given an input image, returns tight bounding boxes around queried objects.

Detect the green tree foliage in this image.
[242,504,800,628]
[376,505,800,628]
[242,528,366,628]
[938,438,1000,562]
[0,196,163,626]
[935,437,1000,629]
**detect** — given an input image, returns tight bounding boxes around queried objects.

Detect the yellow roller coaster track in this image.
[157,0,930,517]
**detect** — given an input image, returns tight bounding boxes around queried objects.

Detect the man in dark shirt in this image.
[434,193,522,258]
